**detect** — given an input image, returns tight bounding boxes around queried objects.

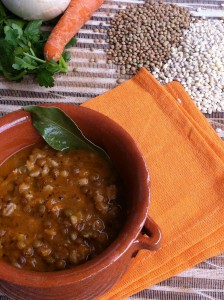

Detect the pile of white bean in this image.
[153,20,224,114]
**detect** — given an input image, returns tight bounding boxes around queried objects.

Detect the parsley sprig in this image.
[0,2,76,87]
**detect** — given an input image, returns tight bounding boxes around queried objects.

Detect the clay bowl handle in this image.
[132,216,162,255]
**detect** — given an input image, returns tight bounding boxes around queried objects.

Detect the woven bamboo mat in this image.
[0,1,224,299]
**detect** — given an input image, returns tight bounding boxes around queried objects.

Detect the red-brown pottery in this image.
[0,104,162,300]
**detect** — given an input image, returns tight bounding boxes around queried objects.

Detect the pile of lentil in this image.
[153,20,224,114]
[106,1,192,75]
[0,145,124,272]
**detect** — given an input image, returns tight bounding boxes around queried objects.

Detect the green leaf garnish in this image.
[36,69,54,87]
[24,106,109,161]
[0,4,77,88]
[65,37,77,49]
[24,20,42,43]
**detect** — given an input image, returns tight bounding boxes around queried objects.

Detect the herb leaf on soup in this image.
[24,105,109,160]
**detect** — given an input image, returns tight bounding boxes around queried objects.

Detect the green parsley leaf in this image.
[65,37,77,49]
[5,18,26,29]
[4,26,19,45]
[0,39,15,72]
[24,20,42,43]
[0,3,77,88]
[13,56,38,71]
[44,60,62,74]
[62,51,71,62]
[36,69,54,88]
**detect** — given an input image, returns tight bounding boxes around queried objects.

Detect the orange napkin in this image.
[82,68,224,300]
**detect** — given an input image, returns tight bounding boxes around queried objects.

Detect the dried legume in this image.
[106,0,192,74]
[153,20,224,114]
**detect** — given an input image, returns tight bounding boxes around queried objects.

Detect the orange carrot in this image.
[44,0,105,61]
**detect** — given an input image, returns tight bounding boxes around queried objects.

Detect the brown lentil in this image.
[0,145,124,272]
[106,0,192,74]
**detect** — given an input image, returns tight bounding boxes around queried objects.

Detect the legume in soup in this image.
[0,145,124,272]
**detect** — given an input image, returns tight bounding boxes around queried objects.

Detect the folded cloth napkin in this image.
[82,68,224,300]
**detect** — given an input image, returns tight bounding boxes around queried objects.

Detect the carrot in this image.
[44,0,105,61]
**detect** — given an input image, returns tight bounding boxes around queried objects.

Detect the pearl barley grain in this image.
[153,20,224,114]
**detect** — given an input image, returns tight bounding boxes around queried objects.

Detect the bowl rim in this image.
[0,103,150,287]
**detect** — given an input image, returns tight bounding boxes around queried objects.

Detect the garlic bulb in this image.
[1,0,71,21]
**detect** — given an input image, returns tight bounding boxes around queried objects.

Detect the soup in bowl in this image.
[0,104,161,300]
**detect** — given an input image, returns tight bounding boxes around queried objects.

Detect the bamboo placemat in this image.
[0,1,224,299]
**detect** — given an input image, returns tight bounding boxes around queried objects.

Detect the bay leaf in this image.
[24,105,109,160]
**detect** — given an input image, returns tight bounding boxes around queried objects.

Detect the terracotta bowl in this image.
[0,104,161,300]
